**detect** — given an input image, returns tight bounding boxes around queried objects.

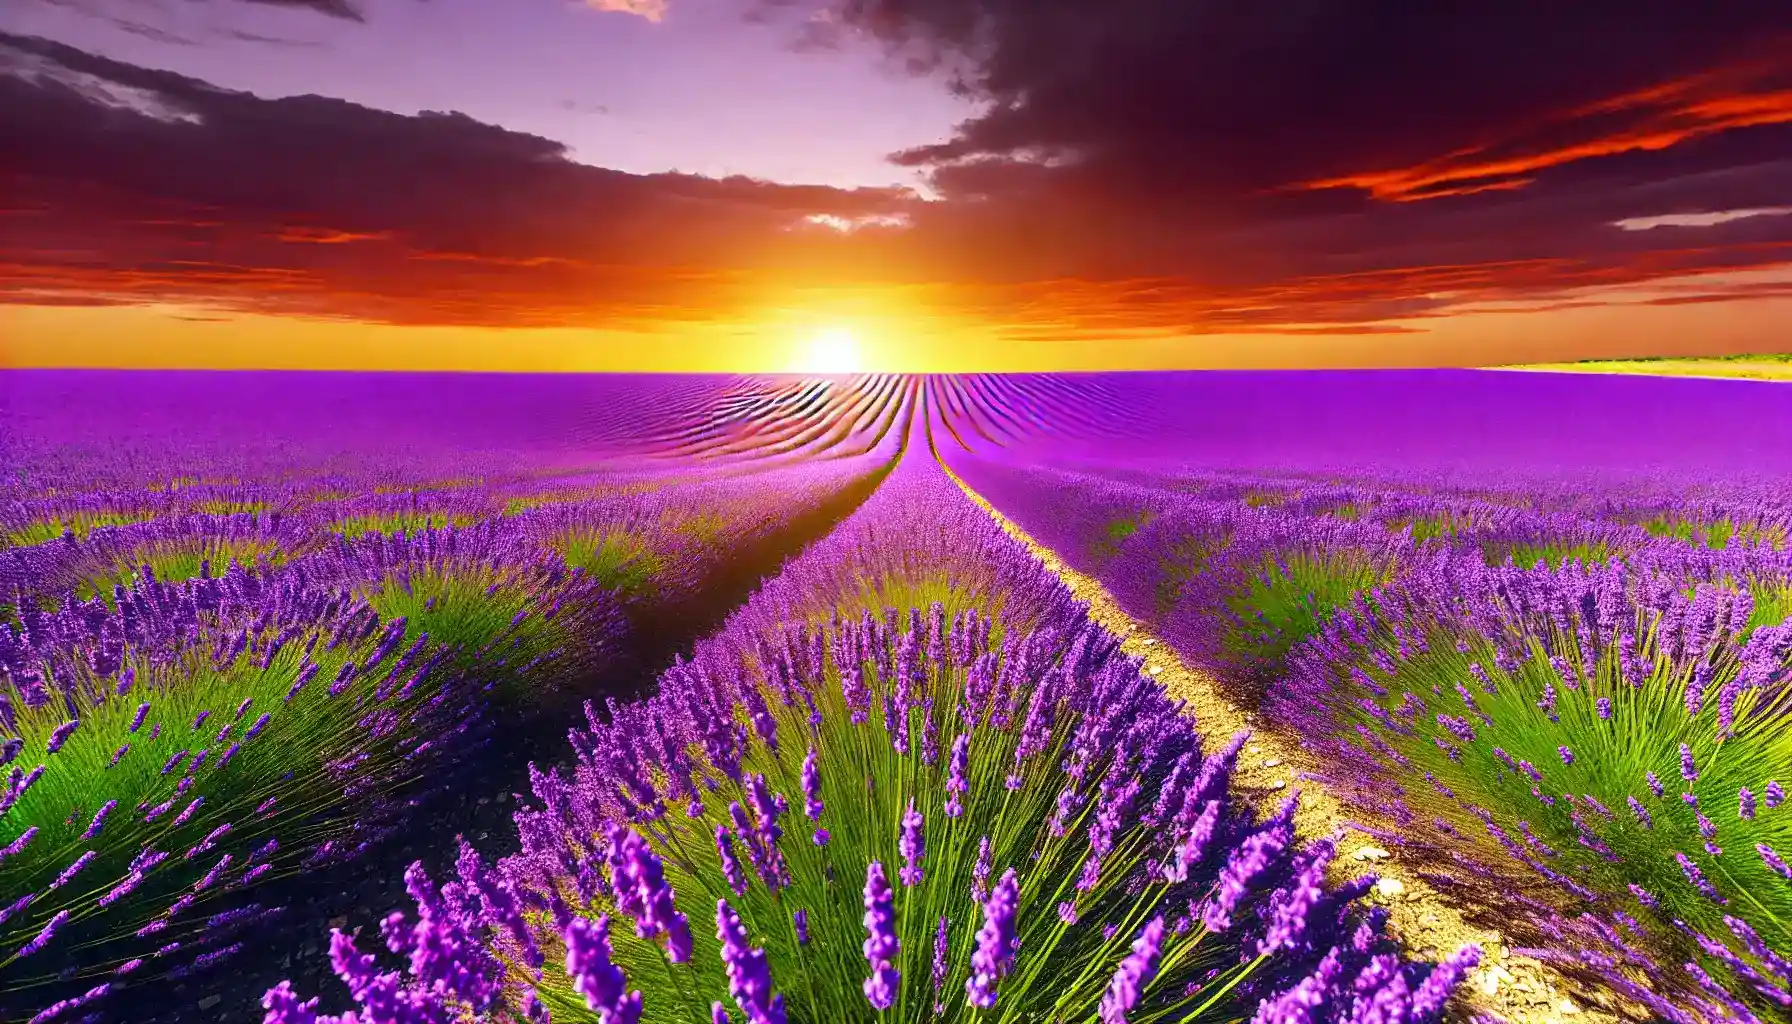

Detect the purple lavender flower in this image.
[1627,796,1654,829]
[862,862,901,1010]
[1165,800,1222,884]
[1258,839,1335,955]
[1647,771,1665,797]
[1676,852,1727,903]
[945,732,969,817]
[1596,697,1612,720]
[971,835,993,904]
[564,915,643,1023]
[899,800,926,886]
[1,826,39,864]
[1251,945,1344,1024]
[793,908,809,946]
[800,747,823,821]
[48,850,99,892]
[44,719,78,754]
[15,909,69,958]
[932,915,949,994]
[1766,781,1786,808]
[1680,743,1699,783]
[606,825,693,962]
[1740,788,1757,821]
[1411,945,1482,1020]
[1099,916,1165,1024]
[1760,843,1792,882]
[966,868,1020,1009]
[1558,745,1574,766]
[717,899,786,1024]
[1204,802,1295,932]
[82,799,118,840]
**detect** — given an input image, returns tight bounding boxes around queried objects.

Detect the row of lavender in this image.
[0,435,896,1023]
[943,449,1792,1022]
[261,407,1478,1024]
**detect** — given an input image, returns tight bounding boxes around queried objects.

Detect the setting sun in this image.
[794,326,866,375]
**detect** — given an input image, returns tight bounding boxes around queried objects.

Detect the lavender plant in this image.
[0,564,495,1018]
[1274,559,1792,1019]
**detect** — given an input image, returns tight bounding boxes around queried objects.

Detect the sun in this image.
[794,326,865,375]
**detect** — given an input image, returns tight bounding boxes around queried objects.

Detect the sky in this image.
[2,0,1791,372]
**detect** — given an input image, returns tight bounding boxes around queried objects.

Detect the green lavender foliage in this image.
[2,511,155,548]
[1286,593,1792,1010]
[545,529,666,599]
[0,605,463,996]
[72,540,288,604]
[1220,550,1396,687]
[526,632,1298,1024]
[330,512,476,539]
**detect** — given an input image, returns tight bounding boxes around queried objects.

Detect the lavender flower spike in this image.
[899,800,926,886]
[607,824,693,963]
[1412,945,1482,1021]
[718,899,787,1024]
[1099,916,1166,1024]
[801,747,823,821]
[16,909,70,958]
[862,862,901,1010]
[564,915,643,1024]
[945,732,969,817]
[966,868,1021,1009]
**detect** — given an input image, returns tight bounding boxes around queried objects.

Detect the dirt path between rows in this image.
[949,471,1628,1024]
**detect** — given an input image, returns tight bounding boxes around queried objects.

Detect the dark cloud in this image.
[0,30,921,328]
[791,1,1792,301]
[235,0,366,21]
[5,4,1792,342]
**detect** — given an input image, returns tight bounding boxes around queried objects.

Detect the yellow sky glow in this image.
[3,273,1790,373]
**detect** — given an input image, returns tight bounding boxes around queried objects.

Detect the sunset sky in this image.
[3,0,1791,372]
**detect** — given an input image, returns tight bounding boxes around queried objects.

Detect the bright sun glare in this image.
[795,326,865,375]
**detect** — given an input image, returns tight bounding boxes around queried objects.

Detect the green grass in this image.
[1090,510,1154,563]
[546,528,666,597]
[1221,550,1397,690]
[191,500,267,516]
[73,539,288,603]
[1482,539,1615,570]
[2,510,155,547]
[1639,515,1786,551]
[329,512,476,539]
[1386,511,1481,543]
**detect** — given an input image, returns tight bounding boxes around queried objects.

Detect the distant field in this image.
[1512,353,1792,380]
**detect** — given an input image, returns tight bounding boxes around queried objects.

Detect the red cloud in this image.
[1301,50,1792,201]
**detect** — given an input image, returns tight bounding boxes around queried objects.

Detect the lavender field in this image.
[1,369,1788,1024]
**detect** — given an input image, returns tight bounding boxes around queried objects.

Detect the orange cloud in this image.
[1299,49,1792,201]
[276,226,394,244]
